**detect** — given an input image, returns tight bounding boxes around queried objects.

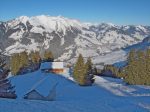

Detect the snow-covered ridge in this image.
[1,15,150,64]
[9,15,87,34]
[7,15,150,35]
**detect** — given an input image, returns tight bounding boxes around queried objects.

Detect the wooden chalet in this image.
[40,62,64,74]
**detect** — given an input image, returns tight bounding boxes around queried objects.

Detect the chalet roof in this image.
[40,62,63,70]
[10,70,70,99]
[24,89,45,100]
[25,89,43,97]
[24,82,58,101]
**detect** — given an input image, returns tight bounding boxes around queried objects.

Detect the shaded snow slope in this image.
[0,70,149,112]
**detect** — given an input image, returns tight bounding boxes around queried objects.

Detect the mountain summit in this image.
[0,15,150,63]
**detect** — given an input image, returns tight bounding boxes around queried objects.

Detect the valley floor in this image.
[0,71,150,112]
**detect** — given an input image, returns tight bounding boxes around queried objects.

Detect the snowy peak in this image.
[5,15,150,37]
[0,15,150,63]
[9,15,86,35]
[16,16,29,23]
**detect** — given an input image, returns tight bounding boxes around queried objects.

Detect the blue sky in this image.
[0,0,150,25]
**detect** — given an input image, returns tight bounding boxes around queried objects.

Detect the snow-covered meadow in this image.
[0,69,150,112]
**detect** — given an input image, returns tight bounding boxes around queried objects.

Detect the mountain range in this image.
[0,15,150,64]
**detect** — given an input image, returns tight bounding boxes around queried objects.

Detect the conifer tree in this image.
[145,49,150,85]
[30,51,41,63]
[35,51,41,63]
[124,50,150,85]
[124,49,137,84]
[29,51,34,62]
[19,51,29,68]
[44,50,54,61]
[93,66,98,75]
[73,54,86,85]
[0,54,17,99]
[0,54,6,70]
[116,68,125,78]
[136,51,146,84]
[10,53,20,75]
[85,57,95,85]
[85,57,92,73]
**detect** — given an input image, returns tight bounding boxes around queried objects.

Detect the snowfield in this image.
[0,70,150,112]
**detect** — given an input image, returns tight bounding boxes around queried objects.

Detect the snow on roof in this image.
[25,89,41,96]
[40,62,63,70]
[10,69,72,99]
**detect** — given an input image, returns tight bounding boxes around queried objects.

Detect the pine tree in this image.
[30,51,41,63]
[85,57,95,85]
[146,49,150,85]
[19,51,29,68]
[136,51,146,85]
[85,57,92,73]
[73,54,86,85]
[93,66,98,75]
[124,50,150,85]
[0,54,6,70]
[29,51,34,63]
[10,53,20,75]
[116,68,125,78]
[124,49,137,84]
[0,54,17,99]
[34,51,41,63]
[44,50,54,61]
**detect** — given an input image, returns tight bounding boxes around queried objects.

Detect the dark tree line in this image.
[124,49,150,85]
[73,54,94,86]
[0,53,16,99]
[100,49,150,85]
[10,50,54,75]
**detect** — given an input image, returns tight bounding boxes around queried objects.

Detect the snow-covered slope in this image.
[87,36,150,67]
[0,15,150,64]
[0,70,150,112]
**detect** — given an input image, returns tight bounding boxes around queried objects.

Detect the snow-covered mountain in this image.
[89,36,150,67]
[0,15,150,63]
